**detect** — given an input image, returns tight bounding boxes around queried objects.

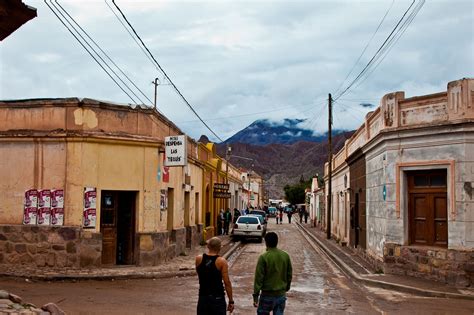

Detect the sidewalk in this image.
[297,222,474,301]
[0,235,239,281]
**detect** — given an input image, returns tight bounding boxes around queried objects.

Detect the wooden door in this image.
[101,191,117,265]
[408,170,447,247]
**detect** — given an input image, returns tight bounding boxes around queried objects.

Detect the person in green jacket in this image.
[253,232,292,315]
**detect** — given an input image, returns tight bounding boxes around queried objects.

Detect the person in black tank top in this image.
[195,237,234,314]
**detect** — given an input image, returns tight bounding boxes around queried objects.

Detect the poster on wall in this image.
[160,189,168,210]
[83,187,97,228]
[23,189,38,225]
[163,153,170,183]
[37,189,51,226]
[51,189,64,226]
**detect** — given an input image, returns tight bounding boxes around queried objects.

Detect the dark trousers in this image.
[224,222,230,235]
[197,295,226,315]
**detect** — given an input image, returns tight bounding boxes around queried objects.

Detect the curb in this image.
[1,240,242,282]
[295,222,474,301]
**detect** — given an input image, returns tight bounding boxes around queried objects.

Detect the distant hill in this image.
[211,118,354,199]
[223,118,347,145]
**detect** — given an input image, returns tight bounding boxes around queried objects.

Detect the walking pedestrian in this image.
[278,209,283,224]
[224,208,232,235]
[299,208,304,223]
[196,237,234,314]
[218,209,224,235]
[287,210,292,224]
[275,213,279,224]
[253,232,292,315]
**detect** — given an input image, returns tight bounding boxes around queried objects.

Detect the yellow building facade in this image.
[0,98,203,268]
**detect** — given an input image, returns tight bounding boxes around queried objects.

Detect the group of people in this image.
[217,208,233,235]
[196,232,292,314]
[275,207,309,225]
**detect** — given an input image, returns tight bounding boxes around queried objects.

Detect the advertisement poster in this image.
[83,187,97,228]
[160,189,168,210]
[163,154,170,183]
[51,189,64,226]
[37,189,51,225]
[23,189,38,225]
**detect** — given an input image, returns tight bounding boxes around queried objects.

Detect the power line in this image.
[104,0,160,74]
[334,0,418,101]
[177,103,314,124]
[111,0,223,142]
[54,0,154,107]
[352,0,425,91]
[44,0,138,104]
[333,0,395,97]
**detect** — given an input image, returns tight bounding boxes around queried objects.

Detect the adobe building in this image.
[0,98,203,269]
[326,78,474,286]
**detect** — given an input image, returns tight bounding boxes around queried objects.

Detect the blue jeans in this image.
[197,295,226,315]
[257,295,286,315]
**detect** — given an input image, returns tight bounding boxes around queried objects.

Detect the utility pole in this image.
[327,93,333,240]
[152,78,159,109]
[225,145,231,209]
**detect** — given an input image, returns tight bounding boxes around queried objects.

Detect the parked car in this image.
[231,215,265,242]
[268,207,277,217]
[248,214,267,235]
[249,209,268,224]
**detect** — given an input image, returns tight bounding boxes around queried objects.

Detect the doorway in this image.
[100,191,136,265]
[167,188,174,231]
[408,169,447,247]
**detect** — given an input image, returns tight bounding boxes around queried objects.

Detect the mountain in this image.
[214,118,354,199]
[223,118,346,145]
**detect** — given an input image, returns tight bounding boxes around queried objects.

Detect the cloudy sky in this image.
[1,0,473,142]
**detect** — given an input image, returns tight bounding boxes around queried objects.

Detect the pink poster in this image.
[83,187,97,228]
[23,189,38,225]
[51,189,64,226]
[37,189,51,226]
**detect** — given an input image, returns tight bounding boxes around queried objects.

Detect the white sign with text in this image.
[164,135,187,167]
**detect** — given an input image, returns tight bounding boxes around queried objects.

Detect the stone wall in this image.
[383,243,474,287]
[0,225,101,269]
[0,224,204,270]
[186,224,203,249]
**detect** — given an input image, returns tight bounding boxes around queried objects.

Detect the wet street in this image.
[1,221,473,314]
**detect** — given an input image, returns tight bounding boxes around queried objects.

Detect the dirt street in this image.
[1,221,473,314]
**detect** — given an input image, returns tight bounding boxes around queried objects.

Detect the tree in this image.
[284,178,311,204]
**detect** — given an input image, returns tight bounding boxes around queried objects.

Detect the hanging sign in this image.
[164,135,187,167]
[213,183,231,199]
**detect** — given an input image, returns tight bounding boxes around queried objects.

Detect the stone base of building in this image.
[0,225,102,269]
[383,243,474,287]
[0,224,204,270]
[137,225,203,267]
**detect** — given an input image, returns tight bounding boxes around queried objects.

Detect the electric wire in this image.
[54,0,154,107]
[111,0,223,142]
[44,0,138,104]
[333,0,395,97]
[334,0,417,101]
[104,0,160,74]
[352,0,425,91]
[177,103,314,124]
[49,0,143,104]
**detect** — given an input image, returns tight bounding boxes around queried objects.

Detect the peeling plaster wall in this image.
[365,125,474,260]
